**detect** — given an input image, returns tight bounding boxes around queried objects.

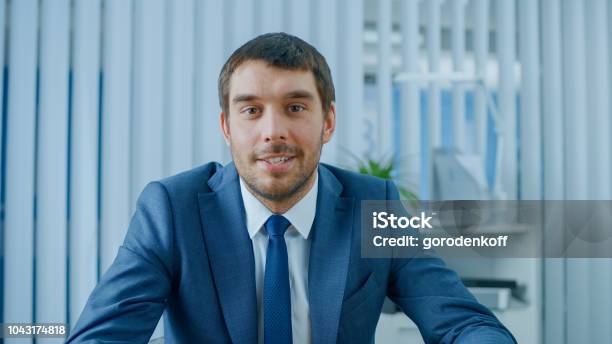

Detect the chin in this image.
[259,183,293,197]
[251,178,300,200]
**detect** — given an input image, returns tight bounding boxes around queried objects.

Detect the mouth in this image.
[256,155,296,173]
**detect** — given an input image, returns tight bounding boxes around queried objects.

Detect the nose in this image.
[260,106,289,143]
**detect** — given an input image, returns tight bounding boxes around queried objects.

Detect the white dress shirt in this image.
[239,172,318,344]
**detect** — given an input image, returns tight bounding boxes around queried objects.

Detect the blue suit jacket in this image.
[66,162,516,343]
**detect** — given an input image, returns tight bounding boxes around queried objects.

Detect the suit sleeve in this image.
[66,182,176,343]
[384,180,517,344]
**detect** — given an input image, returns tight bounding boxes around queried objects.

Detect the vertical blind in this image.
[0,0,364,342]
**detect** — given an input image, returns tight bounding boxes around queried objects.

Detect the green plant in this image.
[344,150,419,203]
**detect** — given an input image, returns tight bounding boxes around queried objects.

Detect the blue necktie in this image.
[264,215,293,344]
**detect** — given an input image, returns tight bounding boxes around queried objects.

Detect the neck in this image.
[249,171,317,214]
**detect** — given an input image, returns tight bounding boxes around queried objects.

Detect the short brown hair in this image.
[218,32,335,117]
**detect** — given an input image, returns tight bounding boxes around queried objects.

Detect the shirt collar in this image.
[239,171,318,240]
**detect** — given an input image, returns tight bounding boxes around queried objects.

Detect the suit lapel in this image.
[309,165,355,344]
[198,163,257,344]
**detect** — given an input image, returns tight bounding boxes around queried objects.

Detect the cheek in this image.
[301,120,325,141]
[295,128,323,155]
[230,122,257,147]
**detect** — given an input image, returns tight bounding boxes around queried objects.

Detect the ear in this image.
[322,102,336,144]
[220,111,231,146]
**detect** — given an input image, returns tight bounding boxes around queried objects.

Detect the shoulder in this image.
[160,161,223,192]
[320,163,397,200]
[137,162,223,205]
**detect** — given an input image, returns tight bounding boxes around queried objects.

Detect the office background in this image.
[1,0,611,343]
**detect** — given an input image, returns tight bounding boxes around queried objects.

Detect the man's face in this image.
[221,60,335,202]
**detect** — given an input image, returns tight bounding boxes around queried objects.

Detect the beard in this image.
[231,127,325,202]
[243,162,315,202]
[236,142,319,202]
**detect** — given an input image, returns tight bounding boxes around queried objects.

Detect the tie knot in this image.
[265,214,291,237]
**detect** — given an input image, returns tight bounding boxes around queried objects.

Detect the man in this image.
[66,33,516,343]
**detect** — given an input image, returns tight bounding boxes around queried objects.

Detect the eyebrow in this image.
[232,90,315,104]
[232,94,260,104]
[283,90,315,100]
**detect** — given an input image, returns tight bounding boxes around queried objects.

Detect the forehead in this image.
[229,60,320,101]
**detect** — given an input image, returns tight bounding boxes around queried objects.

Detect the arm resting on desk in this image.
[387,255,517,344]
[384,180,516,344]
[66,182,175,343]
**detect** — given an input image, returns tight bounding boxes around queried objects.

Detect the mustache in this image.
[252,144,300,158]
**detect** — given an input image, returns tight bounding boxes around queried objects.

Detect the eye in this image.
[241,106,260,116]
[288,104,305,112]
